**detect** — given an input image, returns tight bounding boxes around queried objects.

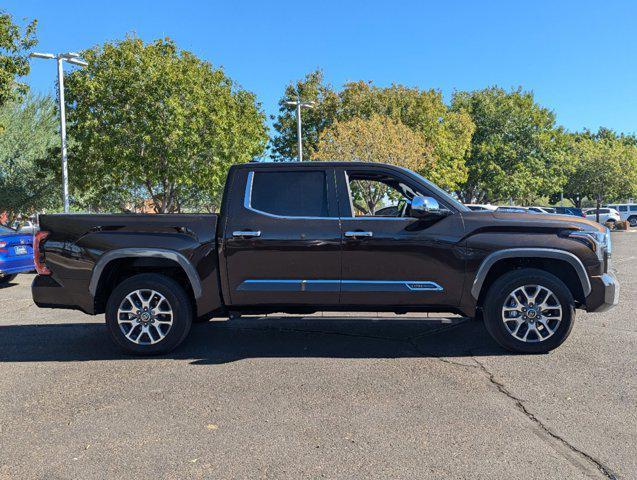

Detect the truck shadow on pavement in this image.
[0,316,511,364]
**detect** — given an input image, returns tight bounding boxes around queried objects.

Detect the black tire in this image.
[0,274,17,285]
[482,268,575,354]
[106,273,193,355]
[628,216,637,227]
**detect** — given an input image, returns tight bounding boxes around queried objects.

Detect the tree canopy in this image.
[0,11,37,109]
[561,130,637,207]
[314,114,437,213]
[0,95,59,223]
[1,24,632,216]
[451,87,570,204]
[64,36,268,213]
[272,70,474,192]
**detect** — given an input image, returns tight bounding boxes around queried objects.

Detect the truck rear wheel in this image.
[482,268,575,353]
[106,273,193,355]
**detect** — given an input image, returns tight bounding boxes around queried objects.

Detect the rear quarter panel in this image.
[37,214,221,316]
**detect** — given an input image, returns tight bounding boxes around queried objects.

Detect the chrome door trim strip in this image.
[237,279,443,293]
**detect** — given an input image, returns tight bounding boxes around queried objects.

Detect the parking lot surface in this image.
[0,233,635,479]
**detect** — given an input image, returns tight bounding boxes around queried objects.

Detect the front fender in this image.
[470,248,592,300]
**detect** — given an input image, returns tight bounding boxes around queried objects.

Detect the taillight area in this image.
[34,231,51,275]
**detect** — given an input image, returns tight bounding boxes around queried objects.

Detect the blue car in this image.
[0,225,34,285]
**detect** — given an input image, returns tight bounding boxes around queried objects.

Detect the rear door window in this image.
[248,170,330,218]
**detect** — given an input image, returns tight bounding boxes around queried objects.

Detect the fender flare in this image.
[88,248,202,299]
[470,248,592,300]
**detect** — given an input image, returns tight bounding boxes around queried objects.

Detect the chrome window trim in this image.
[244,171,339,220]
[244,168,452,222]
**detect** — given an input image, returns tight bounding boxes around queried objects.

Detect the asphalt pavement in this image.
[0,233,635,479]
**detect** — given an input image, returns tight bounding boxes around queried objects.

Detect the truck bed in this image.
[34,213,222,316]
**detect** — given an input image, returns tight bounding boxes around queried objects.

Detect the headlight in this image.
[568,227,611,260]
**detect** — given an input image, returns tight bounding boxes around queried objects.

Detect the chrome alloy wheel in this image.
[117,289,174,345]
[501,285,563,343]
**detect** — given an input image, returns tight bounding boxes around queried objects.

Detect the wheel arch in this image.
[472,249,591,307]
[90,249,202,314]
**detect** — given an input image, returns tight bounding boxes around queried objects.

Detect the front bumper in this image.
[586,272,619,313]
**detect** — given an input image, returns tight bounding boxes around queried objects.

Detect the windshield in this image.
[398,167,469,212]
[0,225,16,233]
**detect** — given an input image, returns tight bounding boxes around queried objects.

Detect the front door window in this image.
[346,172,421,218]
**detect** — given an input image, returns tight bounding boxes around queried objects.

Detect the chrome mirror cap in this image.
[411,195,440,216]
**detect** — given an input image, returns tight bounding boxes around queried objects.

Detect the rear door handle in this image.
[233,230,261,238]
[344,231,373,239]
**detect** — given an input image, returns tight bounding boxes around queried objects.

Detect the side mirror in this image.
[410,195,441,218]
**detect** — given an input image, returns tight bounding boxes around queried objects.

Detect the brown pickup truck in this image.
[32,161,619,355]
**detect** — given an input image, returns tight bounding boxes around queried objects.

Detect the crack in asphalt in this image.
[224,316,619,479]
[471,358,618,480]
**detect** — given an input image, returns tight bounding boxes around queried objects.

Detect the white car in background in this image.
[584,208,621,225]
[528,206,556,214]
[11,220,39,235]
[606,203,637,227]
[465,204,497,211]
[495,206,540,214]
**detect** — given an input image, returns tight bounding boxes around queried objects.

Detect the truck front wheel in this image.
[106,273,193,355]
[482,268,575,354]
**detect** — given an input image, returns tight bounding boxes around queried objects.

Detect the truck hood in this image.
[463,211,605,233]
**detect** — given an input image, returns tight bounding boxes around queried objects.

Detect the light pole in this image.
[30,52,88,213]
[284,97,315,161]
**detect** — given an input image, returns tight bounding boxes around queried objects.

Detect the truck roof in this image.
[240,161,393,169]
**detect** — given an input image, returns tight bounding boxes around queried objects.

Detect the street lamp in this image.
[30,52,88,213]
[284,97,315,161]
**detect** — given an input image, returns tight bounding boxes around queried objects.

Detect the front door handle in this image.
[344,231,373,239]
[233,230,261,238]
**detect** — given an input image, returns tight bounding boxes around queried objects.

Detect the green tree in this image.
[0,11,37,108]
[451,87,570,204]
[65,36,268,213]
[0,95,58,223]
[270,70,339,161]
[562,130,637,209]
[314,114,434,213]
[272,70,474,191]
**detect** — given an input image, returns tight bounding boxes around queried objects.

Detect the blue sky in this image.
[7,0,637,135]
